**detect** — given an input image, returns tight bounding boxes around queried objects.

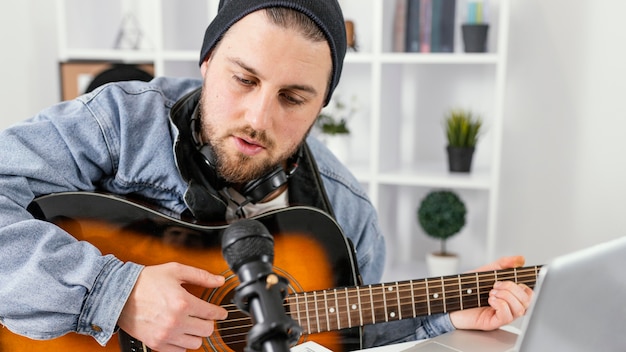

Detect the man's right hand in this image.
[117,262,228,352]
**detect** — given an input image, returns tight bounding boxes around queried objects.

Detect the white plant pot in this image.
[426,252,459,277]
[323,134,350,163]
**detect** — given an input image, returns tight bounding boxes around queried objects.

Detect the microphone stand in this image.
[233,264,302,352]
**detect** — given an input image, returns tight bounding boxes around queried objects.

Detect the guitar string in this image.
[217,269,539,309]
[212,275,531,345]
[211,270,539,339]
[217,270,539,318]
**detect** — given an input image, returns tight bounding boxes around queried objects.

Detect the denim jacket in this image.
[0,77,453,347]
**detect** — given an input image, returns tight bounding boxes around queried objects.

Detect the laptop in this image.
[405,235,626,352]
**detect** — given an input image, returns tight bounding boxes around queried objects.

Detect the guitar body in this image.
[0,192,362,352]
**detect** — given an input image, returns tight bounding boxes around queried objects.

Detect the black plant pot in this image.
[447,146,475,172]
[462,23,489,53]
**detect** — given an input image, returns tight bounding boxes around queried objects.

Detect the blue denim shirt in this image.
[0,77,453,347]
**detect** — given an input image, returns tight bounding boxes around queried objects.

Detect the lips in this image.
[233,135,265,156]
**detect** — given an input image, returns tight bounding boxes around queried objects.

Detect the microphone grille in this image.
[221,219,274,270]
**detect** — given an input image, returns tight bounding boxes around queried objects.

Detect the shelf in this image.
[61,49,156,62]
[377,170,491,190]
[378,52,500,64]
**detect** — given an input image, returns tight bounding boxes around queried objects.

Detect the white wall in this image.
[497,0,626,265]
[1,0,625,267]
[0,0,59,126]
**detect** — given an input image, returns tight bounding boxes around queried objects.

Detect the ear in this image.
[200,58,209,77]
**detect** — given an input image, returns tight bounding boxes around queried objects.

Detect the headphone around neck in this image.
[189,114,301,207]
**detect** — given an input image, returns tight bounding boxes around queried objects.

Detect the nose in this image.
[244,90,275,131]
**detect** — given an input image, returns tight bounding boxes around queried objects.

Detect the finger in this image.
[490,282,527,317]
[183,314,218,337]
[187,299,229,321]
[166,333,205,351]
[488,291,514,323]
[171,263,226,288]
[155,340,202,352]
[495,281,534,310]
[471,255,526,272]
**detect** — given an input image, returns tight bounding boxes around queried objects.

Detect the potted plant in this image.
[462,0,489,53]
[316,95,357,163]
[444,108,482,173]
[417,190,467,276]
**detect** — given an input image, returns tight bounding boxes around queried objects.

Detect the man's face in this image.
[199,10,332,184]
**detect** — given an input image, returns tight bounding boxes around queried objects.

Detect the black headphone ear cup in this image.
[195,144,225,188]
[240,167,288,204]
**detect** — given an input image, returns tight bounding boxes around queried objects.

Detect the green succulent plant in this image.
[445,108,482,147]
[417,190,466,255]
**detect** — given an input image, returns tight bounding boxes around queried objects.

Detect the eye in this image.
[280,92,305,106]
[234,75,255,86]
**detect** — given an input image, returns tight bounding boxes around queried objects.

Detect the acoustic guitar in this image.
[0,192,541,352]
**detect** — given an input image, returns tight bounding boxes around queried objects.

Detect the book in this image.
[419,0,432,53]
[405,0,421,52]
[393,0,408,52]
[405,0,456,53]
[436,0,456,52]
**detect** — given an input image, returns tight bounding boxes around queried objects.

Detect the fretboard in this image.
[287,265,542,334]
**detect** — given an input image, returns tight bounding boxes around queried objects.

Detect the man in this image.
[0,1,532,351]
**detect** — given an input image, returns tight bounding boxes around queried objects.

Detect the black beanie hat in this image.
[199,0,347,106]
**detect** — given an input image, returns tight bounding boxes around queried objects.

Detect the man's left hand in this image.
[449,256,534,331]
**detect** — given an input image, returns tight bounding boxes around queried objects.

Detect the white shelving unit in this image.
[56,0,510,282]
[337,0,510,281]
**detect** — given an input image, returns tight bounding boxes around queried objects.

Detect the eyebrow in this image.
[228,57,319,97]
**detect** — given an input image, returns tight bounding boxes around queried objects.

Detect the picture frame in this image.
[59,61,154,101]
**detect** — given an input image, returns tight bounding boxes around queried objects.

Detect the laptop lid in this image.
[515,235,626,351]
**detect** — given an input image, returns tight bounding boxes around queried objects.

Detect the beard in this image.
[199,106,302,185]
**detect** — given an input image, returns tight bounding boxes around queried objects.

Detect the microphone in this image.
[221,219,302,352]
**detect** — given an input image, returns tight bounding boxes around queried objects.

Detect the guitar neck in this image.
[288,265,542,334]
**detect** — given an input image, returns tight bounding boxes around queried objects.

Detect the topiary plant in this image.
[417,190,466,255]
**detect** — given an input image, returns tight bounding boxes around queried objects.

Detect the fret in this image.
[313,291,321,333]
[357,285,374,326]
[289,292,300,329]
[398,281,414,320]
[335,290,348,329]
[381,283,401,322]
[457,275,463,310]
[355,286,363,327]
[425,279,431,315]
[333,289,341,330]
[303,291,312,333]
[459,273,480,310]
[410,280,416,317]
[412,279,429,317]
[479,271,497,307]
[443,275,463,312]
[371,284,388,323]
[425,277,445,314]
[344,287,358,327]
[441,277,447,312]
[380,284,389,321]
[322,289,330,332]
[475,272,481,307]
[533,266,540,287]
[395,282,402,320]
